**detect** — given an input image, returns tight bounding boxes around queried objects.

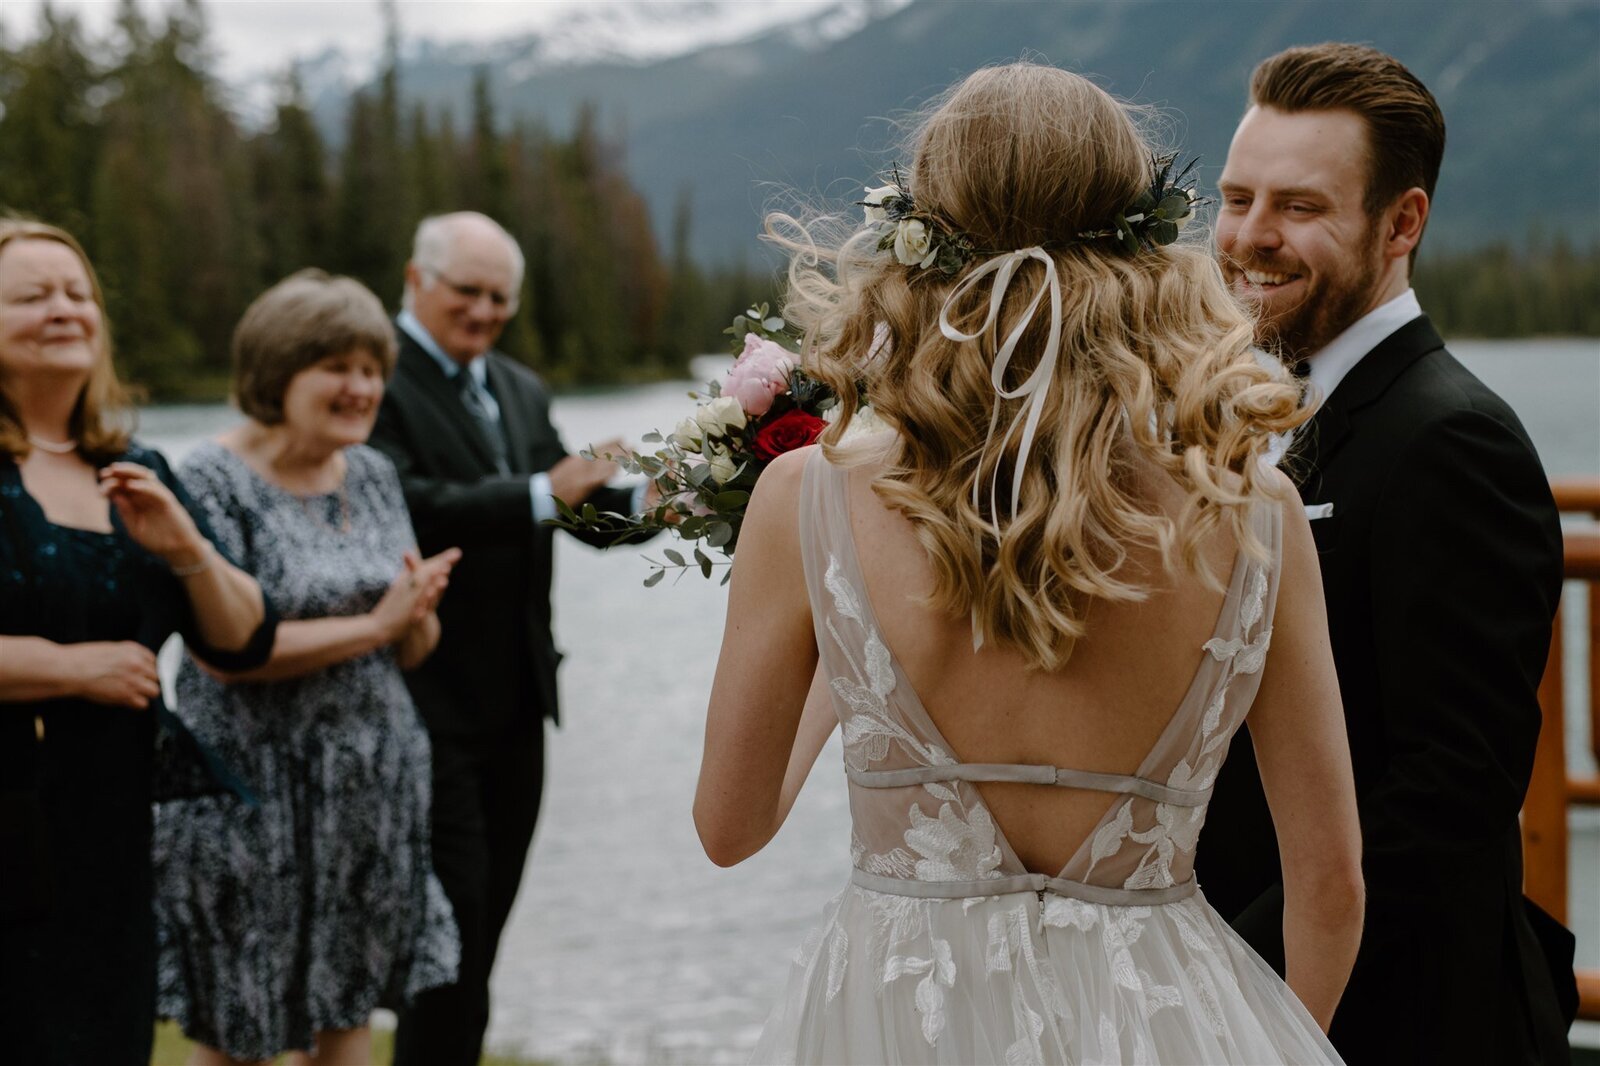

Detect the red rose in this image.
[751,409,827,461]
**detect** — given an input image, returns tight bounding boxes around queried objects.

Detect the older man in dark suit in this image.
[1196,44,1577,1064]
[370,211,644,1066]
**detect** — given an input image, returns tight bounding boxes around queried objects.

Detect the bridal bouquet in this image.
[553,306,874,585]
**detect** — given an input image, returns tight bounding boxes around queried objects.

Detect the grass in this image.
[152,1021,549,1066]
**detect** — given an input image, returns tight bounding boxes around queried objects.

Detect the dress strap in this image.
[846,762,1208,808]
[850,867,1198,906]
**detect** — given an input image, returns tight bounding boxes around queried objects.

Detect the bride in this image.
[694,63,1363,1064]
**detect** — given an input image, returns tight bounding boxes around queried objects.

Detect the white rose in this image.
[893,218,937,268]
[861,184,896,224]
[668,416,702,450]
[1174,188,1199,231]
[706,444,738,484]
[693,395,747,438]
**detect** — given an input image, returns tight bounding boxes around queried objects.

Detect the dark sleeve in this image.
[1361,408,1561,886]
[559,482,659,549]
[367,393,537,550]
[150,449,278,672]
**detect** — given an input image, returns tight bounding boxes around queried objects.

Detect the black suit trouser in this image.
[394,720,545,1066]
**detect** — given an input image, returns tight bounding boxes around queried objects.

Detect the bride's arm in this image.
[774,668,839,826]
[694,449,819,867]
[1247,489,1365,1032]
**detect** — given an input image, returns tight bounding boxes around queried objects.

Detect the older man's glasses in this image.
[425,269,519,313]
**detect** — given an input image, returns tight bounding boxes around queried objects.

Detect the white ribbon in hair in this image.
[937,247,1062,525]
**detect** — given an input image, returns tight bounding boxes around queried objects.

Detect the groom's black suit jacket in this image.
[369,330,636,736]
[1198,316,1577,1063]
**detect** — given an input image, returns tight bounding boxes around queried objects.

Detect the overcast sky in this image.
[0,1,843,84]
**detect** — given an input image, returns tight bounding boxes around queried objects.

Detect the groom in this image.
[1197,43,1577,1063]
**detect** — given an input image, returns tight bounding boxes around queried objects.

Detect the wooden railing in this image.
[1522,476,1600,1021]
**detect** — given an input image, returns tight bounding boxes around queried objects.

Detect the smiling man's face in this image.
[1216,105,1387,364]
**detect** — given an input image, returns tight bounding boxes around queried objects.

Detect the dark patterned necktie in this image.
[456,371,511,475]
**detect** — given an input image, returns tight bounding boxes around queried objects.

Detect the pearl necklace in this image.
[27,435,78,454]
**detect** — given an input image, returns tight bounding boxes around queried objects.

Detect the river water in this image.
[139,338,1599,1063]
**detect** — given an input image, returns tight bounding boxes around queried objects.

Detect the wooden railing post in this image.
[1525,479,1600,1023]
[1525,603,1568,921]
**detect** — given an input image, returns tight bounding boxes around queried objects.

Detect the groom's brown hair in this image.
[1249,43,1445,243]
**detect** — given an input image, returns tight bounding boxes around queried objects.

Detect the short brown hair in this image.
[1250,43,1445,222]
[0,217,134,462]
[233,269,396,425]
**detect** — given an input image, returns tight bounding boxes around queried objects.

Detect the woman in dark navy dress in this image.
[0,219,274,1066]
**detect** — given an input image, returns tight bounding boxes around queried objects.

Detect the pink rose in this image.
[723,335,795,417]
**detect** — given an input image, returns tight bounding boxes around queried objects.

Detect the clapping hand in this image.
[548,438,625,507]
[371,547,462,642]
[99,463,207,567]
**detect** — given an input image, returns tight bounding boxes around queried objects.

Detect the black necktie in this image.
[456,371,511,475]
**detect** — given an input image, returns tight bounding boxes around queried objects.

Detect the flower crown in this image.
[859,154,1206,275]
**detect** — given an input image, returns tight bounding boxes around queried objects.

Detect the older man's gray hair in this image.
[403,211,526,310]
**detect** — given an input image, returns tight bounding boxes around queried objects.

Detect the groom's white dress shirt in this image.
[1302,288,1423,409]
[1262,288,1424,472]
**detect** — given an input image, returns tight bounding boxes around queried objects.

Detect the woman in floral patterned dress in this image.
[153,271,460,1066]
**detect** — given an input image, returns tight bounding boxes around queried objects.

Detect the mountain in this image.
[311,0,1600,263]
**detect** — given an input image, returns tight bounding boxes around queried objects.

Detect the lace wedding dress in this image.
[751,451,1342,1064]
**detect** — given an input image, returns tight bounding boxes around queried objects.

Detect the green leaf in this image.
[720,569,732,587]
[641,430,662,443]
[712,489,750,510]
[643,570,665,588]
[706,521,733,548]
[695,547,713,579]
[663,548,685,566]
[1149,219,1179,246]
[554,496,579,522]
[1157,194,1189,220]
[580,503,599,523]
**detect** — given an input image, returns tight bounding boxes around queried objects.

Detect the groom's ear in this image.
[1384,187,1429,271]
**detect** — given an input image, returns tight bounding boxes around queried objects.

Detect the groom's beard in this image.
[1232,223,1385,366]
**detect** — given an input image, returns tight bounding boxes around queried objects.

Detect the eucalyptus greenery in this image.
[549,305,847,587]
[860,153,1207,274]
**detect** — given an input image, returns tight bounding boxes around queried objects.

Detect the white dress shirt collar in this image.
[1303,288,1423,408]
[396,309,489,390]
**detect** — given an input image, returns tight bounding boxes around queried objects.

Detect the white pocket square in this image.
[1304,502,1335,520]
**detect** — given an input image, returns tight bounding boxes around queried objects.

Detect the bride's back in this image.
[770,62,1306,892]
[842,456,1243,874]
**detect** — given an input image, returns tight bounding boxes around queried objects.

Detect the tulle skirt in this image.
[751,883,1342,1065]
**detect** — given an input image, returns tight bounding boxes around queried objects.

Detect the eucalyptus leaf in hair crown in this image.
[858,154,1207,273]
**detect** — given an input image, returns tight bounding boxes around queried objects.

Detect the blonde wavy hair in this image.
[0,218,134,462]
[774,63,1309,670]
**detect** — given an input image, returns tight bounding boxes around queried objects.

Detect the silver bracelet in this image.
[170,545,212,578]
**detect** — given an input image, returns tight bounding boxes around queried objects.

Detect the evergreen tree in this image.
[253,68,332,282]
[0,7,100,237]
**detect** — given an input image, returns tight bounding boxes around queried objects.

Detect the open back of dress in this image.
[750,449,1342,1065]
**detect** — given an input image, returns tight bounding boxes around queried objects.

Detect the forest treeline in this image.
[0,3,1594,401]
[0,1,759,398]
